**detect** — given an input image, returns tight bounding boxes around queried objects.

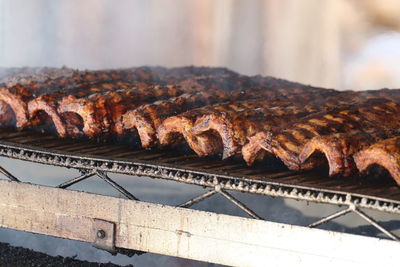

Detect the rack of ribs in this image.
[242,99,400,170]
[0,68,158,130]
[21,67,232,137]
[354,136,400,185]
[298,130,399,176]
[112,73,307,149]
[52,72,246,139]
[120,90,231,148]
[190,89,400,160]
[190,104,320,159]
[32,66,255,139]
[157,87,341,157]
[157,99,283,156]
[101,85,187,138]
[28,81,151,137]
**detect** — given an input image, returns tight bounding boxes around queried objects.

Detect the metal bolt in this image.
[97,229,106,239]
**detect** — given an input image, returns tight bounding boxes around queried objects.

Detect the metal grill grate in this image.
[0,129,399,215]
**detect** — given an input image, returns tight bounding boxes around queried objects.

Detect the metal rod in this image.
[219,189,263,220]
[57,170,97,189]
[0,166,20,182]
[353,208,400,241]
[96,171,139,201]
[178,190,217,208]
[308,208,353,228]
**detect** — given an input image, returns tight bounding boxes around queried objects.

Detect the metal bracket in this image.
[92,218,116,254]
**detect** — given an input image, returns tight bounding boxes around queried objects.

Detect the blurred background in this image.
[1,0,400,266]
[1,0,400,90]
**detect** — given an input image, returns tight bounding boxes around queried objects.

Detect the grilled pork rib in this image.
[157,99,282,156]
[30,83,185,138]
[28,81,145,137]
[191,105,320,159]
[190,90,400,160]
[0,69,151,130]
[158,87,342,157]
[298,130,398,176]
[242,99,400,170]
[121,90,231,148]
[24,67,241,138]
[354,136,400,185]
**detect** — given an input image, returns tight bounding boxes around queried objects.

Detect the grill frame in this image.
[0,129,399,214]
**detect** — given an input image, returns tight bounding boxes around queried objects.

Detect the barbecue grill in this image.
[0,125,399,266]
[2,2,400,266]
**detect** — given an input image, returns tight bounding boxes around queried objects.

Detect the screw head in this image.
[97,229,106,239]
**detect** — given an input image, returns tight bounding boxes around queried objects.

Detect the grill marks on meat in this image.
[122,90,230,148]
[0,84,38,128]
[158,95,320,156]
[28,81,144,137]
[191,104,323,159]
[0,66,217,131]
[157,88,340,157]
[0,69,147,130]
[105,85,184,135]
[298,130,398,176]
[56,84,185,138]
[157,99,277,156]
[354,137,400,185]
[24,66,235,137]
[14,67,249,136]
[242,99,400,171]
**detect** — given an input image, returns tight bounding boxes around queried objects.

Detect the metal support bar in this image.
[308,207,353,228]
[178,190,217,208]
[218,188,263,220]
[0,166,20,182]
[308,205,400,242]
[353,208,400,241]
[96,171,139,201]
[57,170,97,189]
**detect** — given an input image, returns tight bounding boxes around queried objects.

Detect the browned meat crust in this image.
[0,69,151,129]
[29,81,183,138]
[106,85,184,135]
[0,66,339,132]
[241,132,270,165]
[157,87,342,157]
[354,136,400,185]
[122,90,230,148]
[28,81,145,137]
[191,105,321,159]
[298,130,398,176]
[190,89,377,160]
[28,67,250,138]
[157,98,289,156]
[0,84,36,128]
[243,99,400,169]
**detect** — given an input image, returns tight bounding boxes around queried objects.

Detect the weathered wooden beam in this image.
[0,179,399,266]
